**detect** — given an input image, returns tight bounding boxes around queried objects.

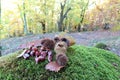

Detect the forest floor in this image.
[1,30,120,56]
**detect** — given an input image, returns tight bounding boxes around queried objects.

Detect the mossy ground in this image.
[0,45,120,80]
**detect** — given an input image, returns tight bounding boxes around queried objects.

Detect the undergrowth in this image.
[0,45,120,80]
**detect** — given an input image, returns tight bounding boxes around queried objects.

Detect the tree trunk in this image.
[41,21,46,34]
[23,13,28,35]
[78,23,81,32]
[58,21,62,31]
[78,0,89,32]
[58,1,71,32]
[23,0,28,35]
[41,0,46,34]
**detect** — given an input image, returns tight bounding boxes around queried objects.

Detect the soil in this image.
[0,30,120,56]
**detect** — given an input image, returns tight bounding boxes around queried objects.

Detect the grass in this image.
[0,45,120,80]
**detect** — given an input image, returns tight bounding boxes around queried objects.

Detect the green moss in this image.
[0,45,120,80]
[95,43,108,50]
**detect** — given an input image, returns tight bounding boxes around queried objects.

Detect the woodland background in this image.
[0,0,120,40]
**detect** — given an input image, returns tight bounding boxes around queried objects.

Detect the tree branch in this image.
[63,7,71,19]
[60,0,67,17]
[60,3,64,18]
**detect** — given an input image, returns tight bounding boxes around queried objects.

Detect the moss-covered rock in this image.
[95,43,109,50]
[0,45,120,80]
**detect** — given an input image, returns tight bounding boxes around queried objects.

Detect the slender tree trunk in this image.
[78,13,84,32]
[23,0,28,35]
[78,23,81,32]
[41,21,46,34]
[78,0,89,32]
[23,12,28,35]
[41,0,46,34]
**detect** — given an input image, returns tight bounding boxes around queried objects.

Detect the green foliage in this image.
[0,45,120,80]
[112,24,120,31]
